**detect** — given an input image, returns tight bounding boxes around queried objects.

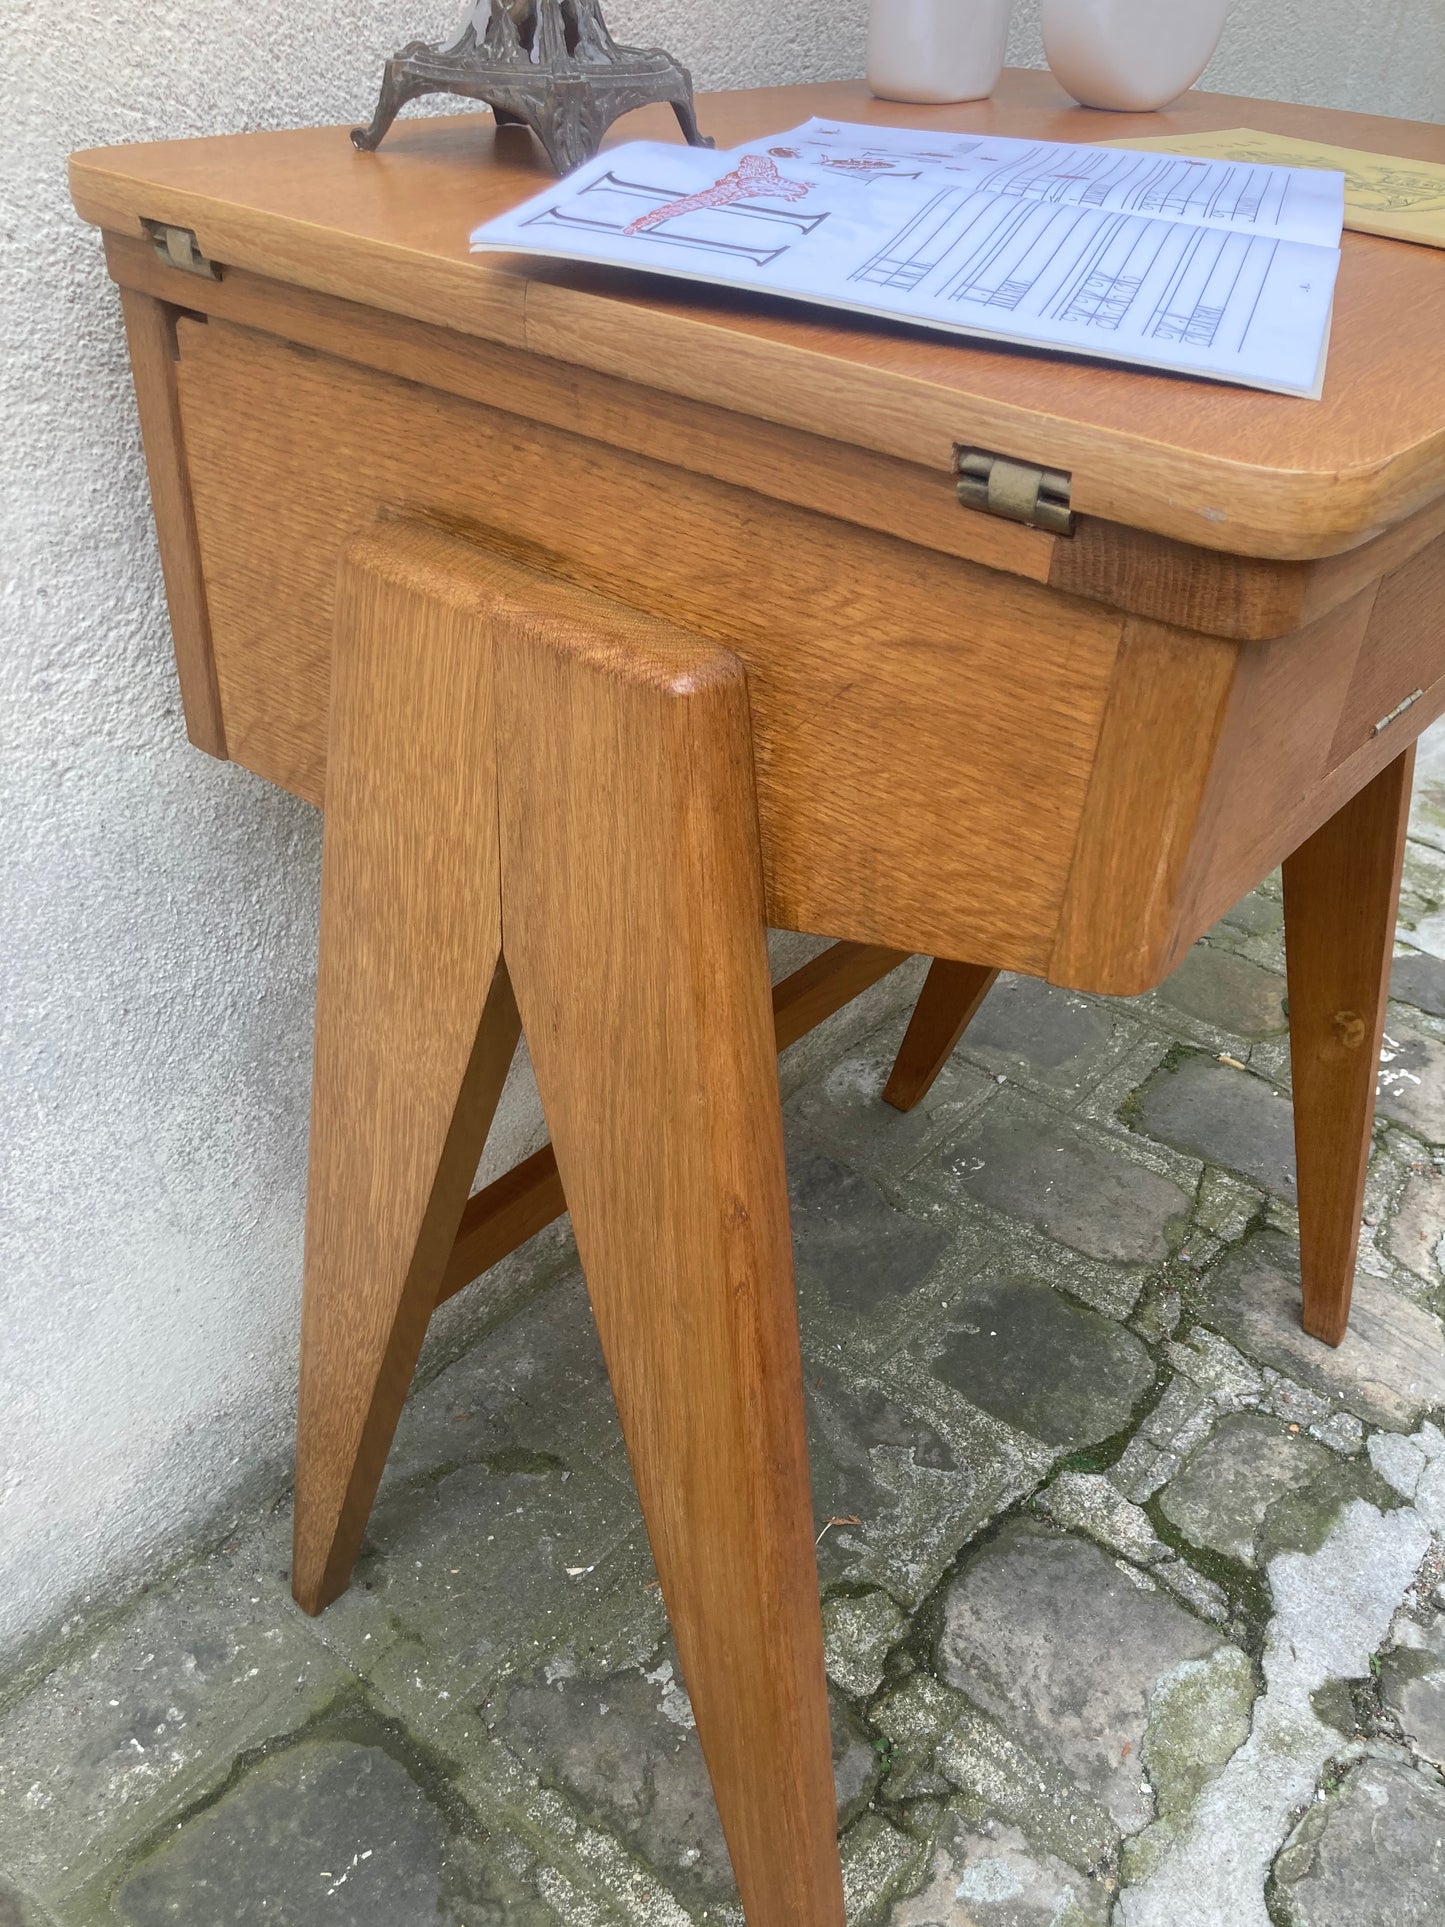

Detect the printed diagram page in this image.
[1103,126,1445,249]
[769,118,1346,249]
[470,125,1344,397]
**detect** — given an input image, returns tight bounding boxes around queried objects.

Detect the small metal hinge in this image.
[955,447,1074,535]
[1374,688,1423,736]
[141,219,221,280]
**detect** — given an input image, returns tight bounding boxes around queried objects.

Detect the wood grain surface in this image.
[490,551,845,1927]
[1048,616,1239,992]
[1283,749,1415,1345]
[103,233,1445,643]
[1176,532,1445,966]
[72,73,1445,558]
[293,519,847,1918]
[1047,495,1445,644]
[172,315,1125,974]
[166,315,1445,993]
[437,939,910,1305]
[883,960,999,1111]
[293,529,517,1616]
[101,232,1056,589]
[82,79,1445,1925]
[116,289,226,756]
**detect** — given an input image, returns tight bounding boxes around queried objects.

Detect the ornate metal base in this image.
[352,0,714,177]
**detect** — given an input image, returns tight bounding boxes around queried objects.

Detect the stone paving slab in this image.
[306,1449,641,1741]
[887,1811,1111,1927]
[1377,1027,1445,1142]
[1147,945,1289,1045]
[1156,1413,1336,1565]
[786,1148,963,1364]
[1381,1613,1445,1771]
[872,1672,1120,1877]
[1131,1056,1298,1201]
[0,1514,357,1907]
[379,1270,631,1490]
[438,1709,700,1926]
[806,1355,1047,1608]
[1272,1753,1445,1926]
[896,1271,1157,1457]
[785,1028,997,1184]
[1034,1474,1229,1627]
[822,1594,908,1703]
[893,1177,1162,1324]
[1213,885,1285,946]
[1379,1156,1445,1287]
[98,1719,569,1927]
[936,1520,1234,1839]
[482,1637,876,1922]
[951,973,1140,1109]
[8,729,1445,1926]
[923,1091,1195,1269]
[1196,1230,1445,1431]
[1393,950,1445,1018]
[0,1877,55,1927]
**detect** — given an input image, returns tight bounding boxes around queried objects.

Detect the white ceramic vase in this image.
[867,0,1014,105]
[1041,0,1230,112]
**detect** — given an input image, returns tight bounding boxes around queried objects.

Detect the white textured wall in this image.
[1002,0,1444,122]
[1,1,1439,1670]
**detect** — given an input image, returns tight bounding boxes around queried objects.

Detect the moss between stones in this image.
[1141,1495,1273,1643]
[1053,1360,1174,1479]
[867,1502,1043,1831]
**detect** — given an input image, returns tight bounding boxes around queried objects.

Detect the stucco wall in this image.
[1004,0,1444,122]
[2,2,1440,1670]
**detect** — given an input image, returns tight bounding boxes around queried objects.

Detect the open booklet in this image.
[471,117,1346,398]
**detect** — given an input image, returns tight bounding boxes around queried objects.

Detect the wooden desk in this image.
[72,72,1445,1927]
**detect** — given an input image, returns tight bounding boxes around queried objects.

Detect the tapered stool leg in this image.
[1282,746,1415,1347]
[884,958,998,1111]
[495,597,845,1927]
[292,530,520,1615]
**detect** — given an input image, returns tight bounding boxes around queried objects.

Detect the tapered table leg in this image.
[883,958,998,1111]
[292,530,521,1615]
[495,597,846,1927]
[1282,747,1415,1347]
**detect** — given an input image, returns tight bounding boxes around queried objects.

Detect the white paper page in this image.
[760,119,1346,249]
[470,138,1340,397]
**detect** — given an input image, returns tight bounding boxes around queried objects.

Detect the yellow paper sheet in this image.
[1106,127,1445,249]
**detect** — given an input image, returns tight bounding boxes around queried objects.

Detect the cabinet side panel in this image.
[1176,544,1445,951]
[1328,535,1445,763]
[119,292,227,757]
[173,318,1126,970]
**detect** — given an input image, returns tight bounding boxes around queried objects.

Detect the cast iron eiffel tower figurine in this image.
[353,0,713,175]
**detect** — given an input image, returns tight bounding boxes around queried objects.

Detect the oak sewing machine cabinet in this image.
[70,71,1445,1927]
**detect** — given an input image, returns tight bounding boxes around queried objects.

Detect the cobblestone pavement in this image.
[8,730,1445,1927]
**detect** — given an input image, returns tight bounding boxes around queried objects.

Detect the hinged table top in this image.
[70,72,1445,560]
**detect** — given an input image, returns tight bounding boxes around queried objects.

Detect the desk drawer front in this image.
[173,317,1127,973]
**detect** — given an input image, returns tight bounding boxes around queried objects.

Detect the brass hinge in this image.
[141,219,221,280]
[955,447,1074,535]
